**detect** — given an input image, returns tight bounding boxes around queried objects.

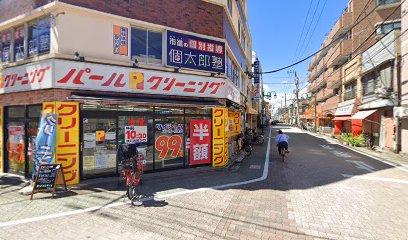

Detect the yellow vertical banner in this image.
[228,111,235,137]
[42,102,80,185]
[56,102,80,185]
[234,112,241,136]
[212,108,228,167]
[0,106,3,173]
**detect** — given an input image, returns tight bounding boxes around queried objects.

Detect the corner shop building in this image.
[0,1,247,184]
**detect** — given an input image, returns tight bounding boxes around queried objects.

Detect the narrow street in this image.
[1,126,408,240]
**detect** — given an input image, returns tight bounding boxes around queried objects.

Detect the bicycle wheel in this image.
[257,136,265,144]
[280,148,285,162]
[127,172,139,200]
[244,144,252,154]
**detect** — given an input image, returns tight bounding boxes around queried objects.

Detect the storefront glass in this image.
[82,118,117,177]
[154,116,185,169]
[118,116,154,171]
[27,121,38,177]
[7,122,25,174]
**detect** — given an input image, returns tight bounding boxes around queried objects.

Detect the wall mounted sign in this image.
[166,30,225,73]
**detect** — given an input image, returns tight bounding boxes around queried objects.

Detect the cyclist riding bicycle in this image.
[275,130,289,155]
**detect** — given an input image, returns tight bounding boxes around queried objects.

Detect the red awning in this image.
[332,116,350,121]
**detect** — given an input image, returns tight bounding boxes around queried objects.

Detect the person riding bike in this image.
[275,130,289,155]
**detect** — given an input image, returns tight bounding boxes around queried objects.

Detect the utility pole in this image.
[314,94,317,133]
[294,72,300,127]
[284,93,287,124]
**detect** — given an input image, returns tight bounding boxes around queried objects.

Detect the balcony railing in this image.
[332,12,352,40]
[316,88,328,102]
[326,68,342,95]
[309,73,326,92]
[327,39,352,67]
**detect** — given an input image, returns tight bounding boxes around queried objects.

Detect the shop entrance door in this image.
[82,118,118,178]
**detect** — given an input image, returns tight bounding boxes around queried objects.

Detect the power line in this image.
[291,0,314,62]
[297,0,323,60]
[299,0,328,59]
[261,0,382,74]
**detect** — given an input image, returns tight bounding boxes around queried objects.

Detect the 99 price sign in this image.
[155,135,184,160]
[125,126,148,143]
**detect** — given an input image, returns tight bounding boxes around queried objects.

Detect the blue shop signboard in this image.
[253,60,260,84]
[166,30,225,74]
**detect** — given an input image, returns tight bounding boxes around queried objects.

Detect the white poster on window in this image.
[125,126,148,143]
[106,132,116,140]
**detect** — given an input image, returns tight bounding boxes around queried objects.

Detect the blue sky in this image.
[248,0,349,107]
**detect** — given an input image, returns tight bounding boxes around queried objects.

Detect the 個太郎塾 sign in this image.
[166,30,225,74]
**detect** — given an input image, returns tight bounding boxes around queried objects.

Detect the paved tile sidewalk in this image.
[0,127,272,225]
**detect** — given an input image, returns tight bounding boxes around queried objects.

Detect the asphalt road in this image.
[1,125,408,240]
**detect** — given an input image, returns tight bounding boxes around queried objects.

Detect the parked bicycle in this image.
[245,128,265,145]
[364,133,375,150]
[241,134,253,156]
[122,155,144,204]
[118,144,144,206]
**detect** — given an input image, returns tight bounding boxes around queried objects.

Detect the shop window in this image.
[118,116,154,171]
[28,105,42,118]
[7,106,25,118]
[7,123,25,175]
[118,106,153,112]
[28,17,51,57]
[82,118,117,177]
[154,107,184,115]
[1,30,12,63]
[154,116,185,169]
[131,27,162,65]
[185,108,212,115]
[14,26,25,61]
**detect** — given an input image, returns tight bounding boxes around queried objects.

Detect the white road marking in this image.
[0,128,272,228]
[320,145,334,150]
[342,174,408,185]
[307,131,408,174]
[249,165,261,169]
[346,160,375,172]
[332,151,352,158]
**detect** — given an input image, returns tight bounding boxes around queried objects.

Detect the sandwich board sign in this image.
[30,164,67,200]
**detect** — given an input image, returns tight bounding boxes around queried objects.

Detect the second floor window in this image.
[377,0,400,6]
[344,81,356,100]
[376,21,401,35]
[1,31,12,63]
[28,17,51,57]
[227,0,233,14]
[131,27,162,65]
[14,26,25,61]
[362,72,376,96]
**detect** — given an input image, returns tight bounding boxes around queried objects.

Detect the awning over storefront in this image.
[246,107,258,115]
[350,110,377,120]
[69,93,224,106]
[332,116,350,121]
[335,99,358,116]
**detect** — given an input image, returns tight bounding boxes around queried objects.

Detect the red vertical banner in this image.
[189,119,212,165]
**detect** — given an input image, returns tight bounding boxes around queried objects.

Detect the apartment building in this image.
[0,0,253,183]
[307,0,401,151]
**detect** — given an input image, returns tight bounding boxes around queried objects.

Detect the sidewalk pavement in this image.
[0,127,272,225]
[303,129,408,169]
